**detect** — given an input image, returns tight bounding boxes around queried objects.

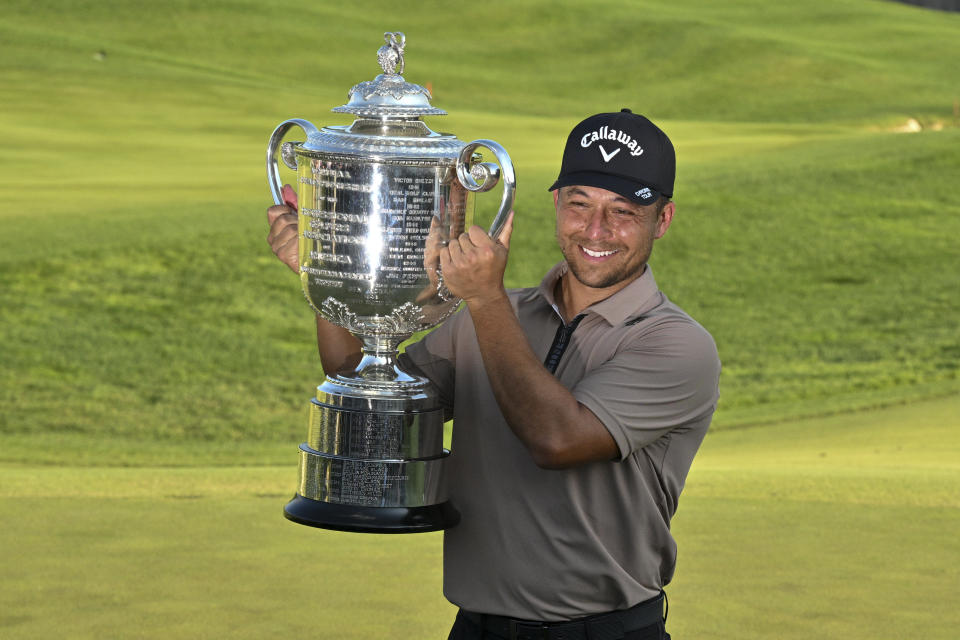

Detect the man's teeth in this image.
[582,246,617,257]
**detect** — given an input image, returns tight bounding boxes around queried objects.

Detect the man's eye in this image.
[613,209,634,216]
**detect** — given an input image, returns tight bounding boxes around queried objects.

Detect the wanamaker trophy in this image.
[265,32,516,533]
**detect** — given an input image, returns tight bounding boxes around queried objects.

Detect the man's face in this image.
[554,185,674,291]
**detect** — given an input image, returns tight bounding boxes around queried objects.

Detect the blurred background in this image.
[1,1,957,638]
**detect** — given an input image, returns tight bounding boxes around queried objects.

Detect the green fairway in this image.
[2,0,959,637]
[671,394,960,638]
[2,395,957,638]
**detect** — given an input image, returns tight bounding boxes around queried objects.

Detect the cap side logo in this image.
[598,145,620,163]
[635,187,652,199]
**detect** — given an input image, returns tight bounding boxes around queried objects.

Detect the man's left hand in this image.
[439,211,514,308]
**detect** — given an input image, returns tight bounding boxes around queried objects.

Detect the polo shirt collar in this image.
[536,261,661,326]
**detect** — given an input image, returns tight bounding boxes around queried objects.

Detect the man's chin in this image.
[566,264,629,290]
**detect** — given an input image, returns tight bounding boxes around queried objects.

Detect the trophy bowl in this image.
[266,32,516,533]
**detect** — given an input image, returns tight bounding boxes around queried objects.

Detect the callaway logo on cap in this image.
[549,109,675,206]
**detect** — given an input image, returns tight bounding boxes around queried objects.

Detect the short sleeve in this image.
[573,320,720,459]
[399,308,467,414]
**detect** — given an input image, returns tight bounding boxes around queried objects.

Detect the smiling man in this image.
[426,110,719,640]
[266,110,721,640]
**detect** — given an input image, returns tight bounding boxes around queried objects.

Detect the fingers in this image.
[268,184,297,225]
[281,184,298,211]
[461,227,485,249]
[439,239,453,273]
[267,221,297,262]
[444,234,466,265]
[267,204,297,236]
[266,187,300,274]
[424,215,443,253]
[438,222,509,305]
[267,203,295,226]
[271,236,297,263]
[267,212,297,247]
[441,225,502,275]
[496,211,515,249]
[462,217,514,250]
[440,229,469,272]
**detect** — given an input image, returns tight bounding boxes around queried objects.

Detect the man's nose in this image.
[583,208,611,239]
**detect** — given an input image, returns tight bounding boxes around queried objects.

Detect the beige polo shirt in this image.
[402,262,721,621]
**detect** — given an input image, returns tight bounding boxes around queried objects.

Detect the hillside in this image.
[0,0,958,462]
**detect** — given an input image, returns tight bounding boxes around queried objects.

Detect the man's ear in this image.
[552,188,560,208]
[655,201,675,239]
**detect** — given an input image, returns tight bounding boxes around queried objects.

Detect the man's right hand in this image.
[266,184,299,274]
[266,183,362,373]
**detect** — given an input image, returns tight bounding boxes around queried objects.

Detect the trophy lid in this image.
[332,32,446,119]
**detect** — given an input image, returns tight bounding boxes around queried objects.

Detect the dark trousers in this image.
[447,609,671,640]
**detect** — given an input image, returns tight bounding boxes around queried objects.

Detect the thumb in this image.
[281,184,298,212]
[496,211,515,249]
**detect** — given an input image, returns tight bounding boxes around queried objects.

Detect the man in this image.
[267,109,720,640]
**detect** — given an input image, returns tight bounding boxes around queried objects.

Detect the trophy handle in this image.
[456,140,517,239]
[266,118,320,205]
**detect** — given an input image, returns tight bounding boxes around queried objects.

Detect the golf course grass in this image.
[1,0,958,637]
[2,395,957,638]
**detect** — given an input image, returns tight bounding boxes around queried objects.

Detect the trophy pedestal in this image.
[283,362,459,533]
[284,496,459,533]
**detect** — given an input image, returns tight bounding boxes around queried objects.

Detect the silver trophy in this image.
[266,32,516,533]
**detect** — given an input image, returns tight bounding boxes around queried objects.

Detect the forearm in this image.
[316,315,362,375]
[465,294,616,468]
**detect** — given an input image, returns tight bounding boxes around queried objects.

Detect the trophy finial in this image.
[377,32,406,75]
[334,32,444,117]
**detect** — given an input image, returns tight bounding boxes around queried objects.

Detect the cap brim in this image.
[549,171,662,206]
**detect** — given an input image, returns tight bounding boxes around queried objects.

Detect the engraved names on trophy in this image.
[338,460,388,506]
[310,406,405,459]
[299,160,439,298]
[385,173,436,286]
[302,398,441,507]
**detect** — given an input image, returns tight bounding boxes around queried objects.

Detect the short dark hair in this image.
[654,195,670,216]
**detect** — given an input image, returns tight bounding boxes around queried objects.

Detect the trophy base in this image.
[283,495,460,533]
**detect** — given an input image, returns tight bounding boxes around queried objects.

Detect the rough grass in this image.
[2,125,957,455]
[2,1,959,454]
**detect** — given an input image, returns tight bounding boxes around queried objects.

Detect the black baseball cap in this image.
[549,109,675,206]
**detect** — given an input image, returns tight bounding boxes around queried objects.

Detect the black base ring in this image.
[283,495,460,534]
